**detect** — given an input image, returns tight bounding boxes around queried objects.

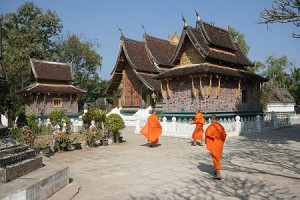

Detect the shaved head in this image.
[210,114,217,122]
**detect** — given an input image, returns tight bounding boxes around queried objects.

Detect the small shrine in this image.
[17,59,86,116]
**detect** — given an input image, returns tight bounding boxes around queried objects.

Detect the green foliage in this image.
[48,110,71,130]
[262,55,292,88]
[255,55,300,106]
[260,90,272,110]
[22,128,35,148]
[9,127,23,139]
[0,93,22,127]
[54,131,76,151]
[56,34,103,111]
[82,108,106,126]
[228,26,250,55]
[105,113,125,133]
[27,114,40,134]
[2,2,63,90]
[288,68,300,104]
[84,127,102,147]
[16,110,28,128]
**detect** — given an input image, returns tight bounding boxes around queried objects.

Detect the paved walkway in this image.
[47,119,300,200]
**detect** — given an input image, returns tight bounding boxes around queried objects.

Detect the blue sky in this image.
[1,0,299,80]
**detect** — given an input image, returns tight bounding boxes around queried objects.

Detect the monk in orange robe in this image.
[140,109,162,148]
[190,108,205,146]
[205,114,227,180]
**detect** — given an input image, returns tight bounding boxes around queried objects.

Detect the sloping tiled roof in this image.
[201,22,237,51]
[17,83,86,94]
[30,59,73,82]
[135,72,160,91]
[122,37,159,73]
[144,34,176,67]
[269,88,295,103]
[170,25,253,67]
[154,63,268,82]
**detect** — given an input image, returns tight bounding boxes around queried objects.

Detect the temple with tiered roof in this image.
[17,59,86,116]
[106,13,267,117]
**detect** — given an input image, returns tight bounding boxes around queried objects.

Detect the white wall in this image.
[267,103,295,112]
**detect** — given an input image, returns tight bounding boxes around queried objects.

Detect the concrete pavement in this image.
[47,119,300,200]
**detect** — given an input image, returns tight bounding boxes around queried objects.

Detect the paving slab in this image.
[47,118,300,200]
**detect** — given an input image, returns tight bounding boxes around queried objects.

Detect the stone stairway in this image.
[0,137,43,182]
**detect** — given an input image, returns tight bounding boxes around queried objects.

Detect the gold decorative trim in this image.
[199,75,205,97]
[167,79,172,98]
[236,79,241,98]
[215,76,221,98]
[206,74,212,98]
[160,82,165,99]
[190,76,197,97]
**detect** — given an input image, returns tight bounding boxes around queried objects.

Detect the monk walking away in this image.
[205,114,227,180]
[140,109,162,148]
[190,108,205,146]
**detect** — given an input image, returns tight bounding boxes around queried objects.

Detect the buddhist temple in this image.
[107,13,268,117]
[17,59,86,116]
[106,31,177,110]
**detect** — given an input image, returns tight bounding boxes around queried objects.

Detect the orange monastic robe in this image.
[140,114,162,143]
[191,112,205,140]
[205,122,227,170]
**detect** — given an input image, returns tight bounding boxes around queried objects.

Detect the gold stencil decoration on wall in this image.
[236,79,241,98]
[206,74,212,98]
[160,81,166,99]
[167,79,172,98]
[215,76,221,98]
[191,76,197,97]
[199,75,205,97]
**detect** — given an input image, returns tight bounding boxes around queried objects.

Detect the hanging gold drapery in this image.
[190,76,197,97]
[166,79,172,98]
[199,75,205,97]
[215,76,221,98]
[206,74,212,98]
[236,79,241,98]
[160,81,166,99]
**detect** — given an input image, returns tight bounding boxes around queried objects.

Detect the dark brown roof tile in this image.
[31,59,73,81]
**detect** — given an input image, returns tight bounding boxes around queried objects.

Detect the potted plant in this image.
[84,127,101,147]
[105,113,125,144]
[53,131,76,151]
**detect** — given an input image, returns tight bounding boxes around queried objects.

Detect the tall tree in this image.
[1,2,62,125]
[228,26,250,56]
[288,67,300,104]
[2,2,62,89]
[261,55,293,88]
[259,0,300,38]
[56,33,104,109]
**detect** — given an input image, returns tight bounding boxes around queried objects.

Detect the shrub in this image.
[27,114,40,134]
[105,113,125,143]
[82,108,106,126]
[54,131,76,151]
[84,127,102,147]
[48,110,71,130]
[10,127,23,140]
[16,111,28,128]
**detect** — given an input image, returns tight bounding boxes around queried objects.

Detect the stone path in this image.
[47,119,300,200]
